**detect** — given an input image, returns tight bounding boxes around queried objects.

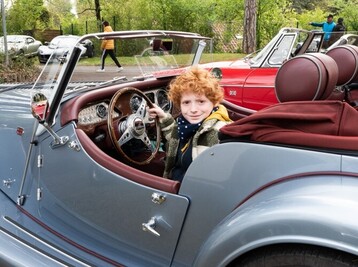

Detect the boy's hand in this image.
[148,104,167,120]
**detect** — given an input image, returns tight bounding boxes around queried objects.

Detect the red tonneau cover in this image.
[220,100,358,150]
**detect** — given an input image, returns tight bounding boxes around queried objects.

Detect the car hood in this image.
[38,45,84,55]
[0,85,36,136]
[0,87,36,193]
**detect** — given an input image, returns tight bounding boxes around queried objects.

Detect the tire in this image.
[230,244,358,267]
[38,57,47,64]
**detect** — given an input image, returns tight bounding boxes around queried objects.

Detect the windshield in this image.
[66,31,212,86]
[32,30,212,109]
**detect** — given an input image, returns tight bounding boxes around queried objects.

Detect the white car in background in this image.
[0,35,42,57]
[37,35,94,63]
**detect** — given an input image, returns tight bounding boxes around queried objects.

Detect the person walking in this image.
[329,17,346,46]
[309,14,336,49]
[97,21,123,72]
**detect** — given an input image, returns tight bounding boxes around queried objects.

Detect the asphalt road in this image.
[72,65,143,82]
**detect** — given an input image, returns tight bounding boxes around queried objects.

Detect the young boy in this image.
[148,67,232,182]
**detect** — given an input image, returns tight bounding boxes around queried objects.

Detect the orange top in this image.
[101,26,115,50]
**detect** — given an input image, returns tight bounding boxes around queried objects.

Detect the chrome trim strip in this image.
[222,84,275,89]
[0,226,71,267]
[3,216,92,267]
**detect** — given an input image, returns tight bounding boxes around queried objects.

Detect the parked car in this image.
[201,28,329,110]
[0,35,42,57]
[326,33,358,52]
[2,30,358,267]
[37,34,94,63]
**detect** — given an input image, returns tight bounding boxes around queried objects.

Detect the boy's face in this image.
[180,92,216,124]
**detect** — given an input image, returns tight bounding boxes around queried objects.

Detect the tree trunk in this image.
[94,0,101,31]
[94,0,101,21]
[243,0,257,54]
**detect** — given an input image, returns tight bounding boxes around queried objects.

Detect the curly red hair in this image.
[168,67,223,107]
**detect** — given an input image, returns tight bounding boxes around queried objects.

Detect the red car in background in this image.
[202,28,325,110]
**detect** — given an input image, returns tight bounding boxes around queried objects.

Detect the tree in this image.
[243,0,257,53]
[46,0,76,29]
[7,0,49,33]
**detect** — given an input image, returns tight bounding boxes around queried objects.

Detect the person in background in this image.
[329,17,346,46]
[97,21,123,72]
[309,14,336,49]
[148,67,232,182]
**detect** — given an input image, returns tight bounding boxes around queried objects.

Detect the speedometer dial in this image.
[96,104,108,118]
[130,94,143,113]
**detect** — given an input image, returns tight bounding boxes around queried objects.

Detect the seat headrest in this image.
[275,53,339,102]
[326,45,358,86]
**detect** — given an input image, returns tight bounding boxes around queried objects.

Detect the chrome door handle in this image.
[142,217,160,237]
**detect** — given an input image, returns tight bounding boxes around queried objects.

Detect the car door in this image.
[242,68,279,110]
[25,37,36,54]
[35,124,189,266]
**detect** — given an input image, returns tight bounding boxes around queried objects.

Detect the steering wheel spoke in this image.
[118,127,133,146]
[136,98,147,118]
[140,133,154,152]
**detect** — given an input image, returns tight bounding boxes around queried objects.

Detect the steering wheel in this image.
[107,87,161,165]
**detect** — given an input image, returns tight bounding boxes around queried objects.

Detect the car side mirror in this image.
[31,92,70,147]
[31,93,48,121]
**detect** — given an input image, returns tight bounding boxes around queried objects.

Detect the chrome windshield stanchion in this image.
[39,121,69,149]
[17,121,39,206]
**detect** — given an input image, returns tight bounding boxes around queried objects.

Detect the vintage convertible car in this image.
[201,27,329,110]
[1,30,358,267]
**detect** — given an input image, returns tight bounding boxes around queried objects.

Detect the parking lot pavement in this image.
[71,66,133,82]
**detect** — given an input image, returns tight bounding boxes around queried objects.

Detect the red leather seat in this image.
[275,53,339,102]
[326,45,358,86]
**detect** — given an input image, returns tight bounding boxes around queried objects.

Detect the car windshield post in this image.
[47,46,83,126]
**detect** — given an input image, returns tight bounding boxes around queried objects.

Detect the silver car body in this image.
[1,30,358,266]
[0,35,42,57]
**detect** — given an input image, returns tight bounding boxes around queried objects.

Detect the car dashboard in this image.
[76,88,172,128]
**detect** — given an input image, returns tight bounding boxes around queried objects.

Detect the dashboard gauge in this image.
[157,89,171,112]
[96,103,108,118]
[146,92,155,103]
[130,94,143,113]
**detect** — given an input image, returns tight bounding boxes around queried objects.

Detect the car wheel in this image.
[231,244,358,267]
[38,56,47,64]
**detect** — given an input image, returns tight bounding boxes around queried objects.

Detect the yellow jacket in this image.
[101,26,115,50]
